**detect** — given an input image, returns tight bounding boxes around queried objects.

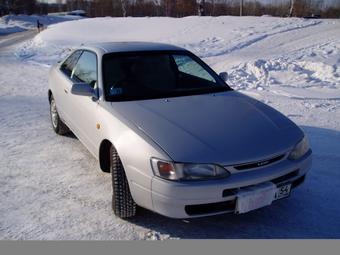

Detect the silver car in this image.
[48,42,312,219]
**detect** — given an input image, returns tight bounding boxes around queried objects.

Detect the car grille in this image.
[185,200,236,216]
[234,154,285,170]
[222,169,301,197]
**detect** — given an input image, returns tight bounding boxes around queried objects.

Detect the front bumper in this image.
[150,150,312,219]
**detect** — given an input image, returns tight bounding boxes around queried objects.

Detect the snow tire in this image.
[110,146,137,218]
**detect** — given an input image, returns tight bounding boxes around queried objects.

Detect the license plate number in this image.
[274,184,291,200]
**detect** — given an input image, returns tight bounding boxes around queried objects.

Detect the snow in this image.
[0,16,340,239]
[0,14,84,36]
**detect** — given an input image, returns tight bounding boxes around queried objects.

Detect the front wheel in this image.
[110,146,137,218]
[50,95,69,135]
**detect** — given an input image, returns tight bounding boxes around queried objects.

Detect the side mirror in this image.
[219,72,228,82]
[71,82,98,99]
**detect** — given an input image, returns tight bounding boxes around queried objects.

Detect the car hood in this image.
[111,91,303,165]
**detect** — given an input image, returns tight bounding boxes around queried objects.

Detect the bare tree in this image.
[4,0,37,14]
[198,0,205,16]
[175,0,195,17]
[56,0,63,12]
[289,0,295,17]
[3,0,338,18]
[161,0,176,17]
[151,0,160,16]
[211,0,215,16]
[120,0,127,17]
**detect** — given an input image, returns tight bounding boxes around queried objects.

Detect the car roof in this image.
[84,41,186,54]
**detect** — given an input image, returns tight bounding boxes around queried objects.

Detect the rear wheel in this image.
[50,95,69,135]
[110,146,137,218]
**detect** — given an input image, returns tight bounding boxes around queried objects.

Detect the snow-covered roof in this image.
[70,10,86,14]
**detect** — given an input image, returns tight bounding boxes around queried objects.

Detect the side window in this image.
[173,55,216,83]
[71,51,98,87]
[60,50,82,78]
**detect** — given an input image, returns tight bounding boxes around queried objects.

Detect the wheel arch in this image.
[99,139,114,173]
[48,89,52,103]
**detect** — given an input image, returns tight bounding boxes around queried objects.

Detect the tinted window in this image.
[60,50,82,77]
[102,51,230,101]
[72,51,97,87]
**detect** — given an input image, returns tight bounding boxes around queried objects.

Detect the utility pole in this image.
[240,0,243,16]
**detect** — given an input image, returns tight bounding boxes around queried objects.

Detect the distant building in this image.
[68,10,87,17]
[48,10,87,17]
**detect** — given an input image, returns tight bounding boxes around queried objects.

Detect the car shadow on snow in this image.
[128,126,340,239]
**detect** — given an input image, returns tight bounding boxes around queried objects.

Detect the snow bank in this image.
[17,16,340,102]
[26,16,322,56]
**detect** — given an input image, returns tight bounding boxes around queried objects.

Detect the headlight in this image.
[151,158,230,181]
[289,136,310,160]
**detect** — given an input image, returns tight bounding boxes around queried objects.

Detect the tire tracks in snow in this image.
[196,20,322,59]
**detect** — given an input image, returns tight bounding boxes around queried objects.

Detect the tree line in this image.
[1,0,339,18]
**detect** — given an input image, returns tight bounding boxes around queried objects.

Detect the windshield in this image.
[102,51,231,101]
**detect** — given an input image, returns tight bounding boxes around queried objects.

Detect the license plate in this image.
[236,182,277,214]
[274,183,291,200]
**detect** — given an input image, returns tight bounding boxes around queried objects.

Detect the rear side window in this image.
[71,51,98,87]
[60,50,82,77]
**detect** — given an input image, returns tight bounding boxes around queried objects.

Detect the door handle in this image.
[64,89,68,94]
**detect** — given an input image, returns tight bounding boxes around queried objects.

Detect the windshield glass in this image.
[102,51,231,101]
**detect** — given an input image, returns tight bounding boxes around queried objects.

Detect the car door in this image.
[67,50,99,155]
[54,50,82,127]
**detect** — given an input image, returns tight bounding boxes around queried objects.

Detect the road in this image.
[0,30,37,50]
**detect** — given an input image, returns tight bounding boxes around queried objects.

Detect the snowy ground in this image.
[0,14,83,35]
[0,16,339,239]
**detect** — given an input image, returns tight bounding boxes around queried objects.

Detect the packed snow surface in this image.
[0,14,83,35]
[0,16,339,239]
